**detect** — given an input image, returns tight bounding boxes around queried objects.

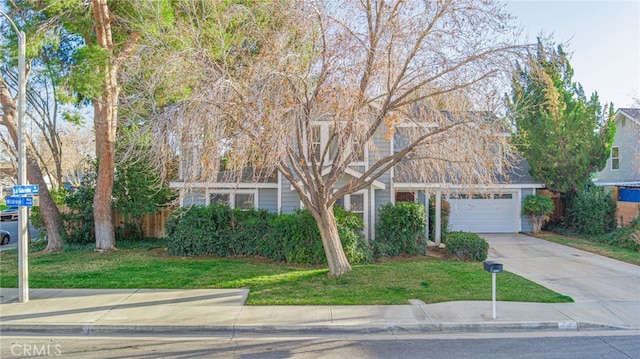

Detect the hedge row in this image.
[166,205,373,265]
[166,202,487,264]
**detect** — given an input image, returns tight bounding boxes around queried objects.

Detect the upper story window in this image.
[611,146,620,170]
[311,123,366,164]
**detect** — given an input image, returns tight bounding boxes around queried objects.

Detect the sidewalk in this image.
[1,288,638,336]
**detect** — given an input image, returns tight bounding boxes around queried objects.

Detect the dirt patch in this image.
[427,247,448,259]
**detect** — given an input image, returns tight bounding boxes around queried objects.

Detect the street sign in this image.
[5,196,34,207]
[13,185,39,195]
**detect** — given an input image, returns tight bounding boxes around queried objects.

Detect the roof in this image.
[593,180,640,187]
[617,108,640,126]
[393,154,541,186]
[495,154,539,185]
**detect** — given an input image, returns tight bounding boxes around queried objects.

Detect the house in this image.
[595,108,640,225]
[170,120,543,243]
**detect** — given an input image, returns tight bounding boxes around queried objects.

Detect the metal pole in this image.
[2,11,29,302]
[492,272,496,319]
[17,29,28,303]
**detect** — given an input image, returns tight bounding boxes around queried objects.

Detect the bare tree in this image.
[1,73,64,251]
[167,0,522,276]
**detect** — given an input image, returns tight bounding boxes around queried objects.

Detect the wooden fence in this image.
[536,189,565,224]
[611,187,640,227]
[112,208,172,238]
[538,187,639,227]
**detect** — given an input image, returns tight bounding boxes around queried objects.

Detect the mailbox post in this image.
[483,261,503,319]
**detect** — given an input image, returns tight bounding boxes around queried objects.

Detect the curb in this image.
[4,320,629,337]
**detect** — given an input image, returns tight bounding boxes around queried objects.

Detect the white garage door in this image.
[447,192,519,233]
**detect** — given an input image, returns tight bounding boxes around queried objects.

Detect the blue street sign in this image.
[13,185,39,195]
[5,196,34,207]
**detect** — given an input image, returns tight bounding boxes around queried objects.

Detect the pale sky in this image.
[505,0,640,109]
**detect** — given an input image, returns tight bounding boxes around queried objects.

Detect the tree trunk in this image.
[1,77,64,252]
[314,208,352,276]
[531,215,542,234]
[92,0,117,251]
[26,155,64,252]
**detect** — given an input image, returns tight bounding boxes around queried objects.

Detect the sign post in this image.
[483,261,503,319]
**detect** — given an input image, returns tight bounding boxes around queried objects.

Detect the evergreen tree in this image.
[508,40,616,194]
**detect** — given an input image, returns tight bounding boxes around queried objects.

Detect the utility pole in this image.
[1,10,29,302]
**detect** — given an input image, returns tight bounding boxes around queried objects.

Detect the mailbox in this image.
[483,261,503,273]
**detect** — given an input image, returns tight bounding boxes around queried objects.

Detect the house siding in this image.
[373,126,393,214]
[280,177,301,213]
[520,188,534,232]
[258,188,278,212]
[598,115,640,182]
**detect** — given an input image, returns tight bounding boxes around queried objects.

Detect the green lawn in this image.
[533,232,640,266]
[0,241,572,305]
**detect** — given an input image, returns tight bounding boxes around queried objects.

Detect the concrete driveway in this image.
[481,233,640,303]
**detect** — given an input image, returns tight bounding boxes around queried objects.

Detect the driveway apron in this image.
[481,233,640,302]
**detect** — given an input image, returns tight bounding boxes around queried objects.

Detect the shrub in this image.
[522,194,555,234]
[167,205,372,265]
[62,172,97,245]
[335,207,374,264]
[264,209,326,264]
[264,208,371,265]
[444,231,489,261]
[231,208,276,256]
[565,185,616,236]
[373,202,427,258]
[166,204,234,257]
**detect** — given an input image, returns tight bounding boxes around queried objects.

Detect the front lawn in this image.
[0,241,572,305]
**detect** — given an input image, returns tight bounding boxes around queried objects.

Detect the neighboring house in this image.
[595,108,640,225]
[170,122,543,242]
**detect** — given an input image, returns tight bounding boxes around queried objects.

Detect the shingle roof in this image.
[618,108,640,123]
[393,153,540,185]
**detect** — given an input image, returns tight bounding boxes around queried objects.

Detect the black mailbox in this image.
[483,261,503,273]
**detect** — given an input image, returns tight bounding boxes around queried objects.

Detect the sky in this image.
[504,0,640,109]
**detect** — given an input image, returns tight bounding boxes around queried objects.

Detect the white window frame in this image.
[611,146,620,171]
[207,189,258,209]
[311,122,368,166]
[335,190,369,240]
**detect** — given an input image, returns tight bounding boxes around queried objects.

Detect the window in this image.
[449,193,468,199]
[209,191,256,209]
[611,146,620,170]
[210,193,231,206]
[311,123,366,164]
[312,125,321,162]
[395,191,416,202]
[350,193,364,222]
[493,193,513,199]
[335,193,366,222]
[235,193,255,210]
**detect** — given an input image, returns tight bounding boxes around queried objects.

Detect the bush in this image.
[522,194,555,234]
[264,208,371,265]
[62,172,97,245]
[264,209,326,264]
[444,231,489,261]
[166,204,234,257]
[565,185,616,236]
[335,207,374,265]
[231,209,276,256]
[373,202,427,258]
[595,219,640,251]
[167,205,372,265]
